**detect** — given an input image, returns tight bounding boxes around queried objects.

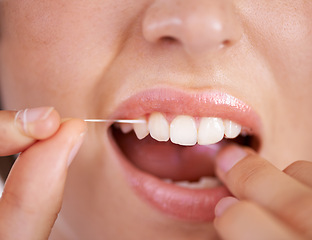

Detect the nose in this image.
[142,0,243,56]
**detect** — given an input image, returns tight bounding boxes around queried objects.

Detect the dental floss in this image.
[84,119,146,123]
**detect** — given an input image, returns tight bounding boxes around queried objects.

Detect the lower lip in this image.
[108,131,232,222]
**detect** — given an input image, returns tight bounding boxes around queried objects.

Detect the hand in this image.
[0,107,86,240]
[214,145,312,240]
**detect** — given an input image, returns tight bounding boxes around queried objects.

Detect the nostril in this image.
[160,36,178,43]
[158,36,181,47]
[222,39,230,46]
[217,39,231,50]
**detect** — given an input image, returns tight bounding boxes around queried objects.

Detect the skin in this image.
[0,0,312,239]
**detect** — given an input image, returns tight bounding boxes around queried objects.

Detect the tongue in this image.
[113,129,225,181]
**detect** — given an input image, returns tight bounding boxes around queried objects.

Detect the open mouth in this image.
[112,112,258,185]
[107,88,261,222]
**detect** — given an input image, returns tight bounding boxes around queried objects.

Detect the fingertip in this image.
[59,118,88,166]
[61,118,88,134]
[30,109,61,139]
[215,196,239,217]
[215,145,250,182]
[15,107,61,140]
[67,131,86,166]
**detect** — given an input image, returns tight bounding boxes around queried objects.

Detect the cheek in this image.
[0,0,139,112]
[241,0,312,80]
[237,1,312,165]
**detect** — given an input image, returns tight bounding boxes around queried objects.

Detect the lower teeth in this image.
[162,176,222,189]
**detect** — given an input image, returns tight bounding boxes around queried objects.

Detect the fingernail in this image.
[68,132,86,166]
[215,197,239,217]
[15,107,54,135]
[216,145,247,173]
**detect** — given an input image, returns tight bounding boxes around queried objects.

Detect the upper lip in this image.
[110,87,262,142]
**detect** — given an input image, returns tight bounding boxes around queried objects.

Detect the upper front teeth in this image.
[198,117,225,145]
[148,112,170,142]
[223,120,242,138]
[170,115,197,146]
[124,112,242,146]
[133,117,149,140]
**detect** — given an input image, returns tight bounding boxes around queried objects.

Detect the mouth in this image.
[107,88,262,222]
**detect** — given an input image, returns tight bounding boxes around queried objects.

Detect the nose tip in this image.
[142,0,243,55]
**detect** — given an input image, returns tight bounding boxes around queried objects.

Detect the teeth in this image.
[119,112,243,146]
[133,118,149,140]
[170,115,197,146]
[224,120,242,139]
[163,177,222,189]
[162,179,173,184]
[198,117,225,145]
[120,123,134,134]
[148,112,170,142]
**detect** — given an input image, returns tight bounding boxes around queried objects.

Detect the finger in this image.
[0,119,87,240]
[0,107,60,156]
[284,161,312,187]
[214,197,304,240]
[215,144,312,237]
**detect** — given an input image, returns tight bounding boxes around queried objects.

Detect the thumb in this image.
[0,119,86,240]
[0,107,61,156]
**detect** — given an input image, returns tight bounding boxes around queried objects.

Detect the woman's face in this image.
[1,0,312,239]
